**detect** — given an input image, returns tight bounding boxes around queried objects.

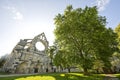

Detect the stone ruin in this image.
[3,33,52,73]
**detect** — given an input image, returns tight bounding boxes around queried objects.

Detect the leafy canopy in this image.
[54,5,117,73]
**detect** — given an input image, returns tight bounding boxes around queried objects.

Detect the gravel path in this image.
[103,74,119,80]
[0,73,39,77]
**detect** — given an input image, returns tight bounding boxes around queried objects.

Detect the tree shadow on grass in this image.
[0,73,106,80]
[115,74,120,79]
[63,73,105,80]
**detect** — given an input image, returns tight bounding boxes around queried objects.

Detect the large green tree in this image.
[54,5,117,74]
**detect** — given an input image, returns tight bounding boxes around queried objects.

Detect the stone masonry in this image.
[3,33,52,74]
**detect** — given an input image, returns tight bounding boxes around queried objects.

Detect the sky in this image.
[0,0,120,57]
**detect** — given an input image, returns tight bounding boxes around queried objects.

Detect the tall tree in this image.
[54,5,117,74]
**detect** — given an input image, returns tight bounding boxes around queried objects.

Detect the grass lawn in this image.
[0,73,120,80]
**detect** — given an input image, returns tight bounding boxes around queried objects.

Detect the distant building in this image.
[3,33,52,73]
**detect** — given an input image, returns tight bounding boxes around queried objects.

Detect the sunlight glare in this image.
[35,42,45,51]
[60,74,65,77]
[15,76,56,80]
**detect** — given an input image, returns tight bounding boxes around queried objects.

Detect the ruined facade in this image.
[3,33,52,73]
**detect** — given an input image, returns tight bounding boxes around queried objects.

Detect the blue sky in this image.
[0,0,120,57]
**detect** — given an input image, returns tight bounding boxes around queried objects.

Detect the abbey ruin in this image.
[3,33,52,73]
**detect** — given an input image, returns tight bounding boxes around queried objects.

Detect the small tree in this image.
[47,45,57,65]
[0,54,8,68]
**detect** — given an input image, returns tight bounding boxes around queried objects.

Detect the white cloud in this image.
[4,6,23,21]
[13,12,23,20]
[96,0,110,11]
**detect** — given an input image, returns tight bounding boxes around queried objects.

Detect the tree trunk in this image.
[68,68,70,73]
[83,68,89,75]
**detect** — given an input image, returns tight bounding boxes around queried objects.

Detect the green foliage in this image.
[113,23,120,67]
[0,59,6,68]
[115,24,120,50]
[47,45,57,60]
[115,24,120,45]
[0,55,8,68]
[54,5,117,73]
[111,52,120,67]
[53,49,69,68]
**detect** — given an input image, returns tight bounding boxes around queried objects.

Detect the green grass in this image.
[114,74,120,78]
[0,73,120,80]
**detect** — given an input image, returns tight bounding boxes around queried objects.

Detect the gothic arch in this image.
[30,32,49,52]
